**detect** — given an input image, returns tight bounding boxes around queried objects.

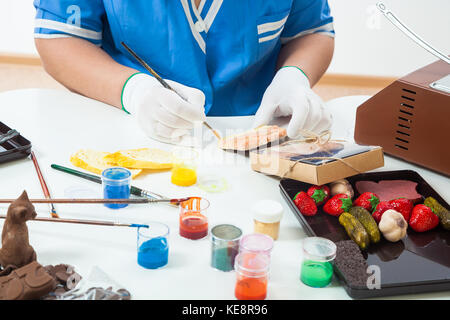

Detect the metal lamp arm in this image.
[377,2,450,64]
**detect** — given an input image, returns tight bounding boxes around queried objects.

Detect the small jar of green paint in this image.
[300,237,336,288]
[211,224,242,272]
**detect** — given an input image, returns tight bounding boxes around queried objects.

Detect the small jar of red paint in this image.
[234,252,270,300]
[179,197,210,240]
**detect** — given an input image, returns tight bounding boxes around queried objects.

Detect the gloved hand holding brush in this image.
[122,73,206,144]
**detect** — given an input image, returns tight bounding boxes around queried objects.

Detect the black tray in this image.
[280,170,450,299]
[0,122,32,164]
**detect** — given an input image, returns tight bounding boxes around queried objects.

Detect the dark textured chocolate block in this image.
[334,240,369,288]
[0,261,56,300]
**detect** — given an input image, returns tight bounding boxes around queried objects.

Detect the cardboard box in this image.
[250,143,384,185]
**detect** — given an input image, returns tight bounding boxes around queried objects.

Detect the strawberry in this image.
[323,194,352,217]
[409,204,439,232]
[293,191,318,216]
[372,201,393,223]
[389,198,413,222]
[307,185,330,206]
[353,192,380,212]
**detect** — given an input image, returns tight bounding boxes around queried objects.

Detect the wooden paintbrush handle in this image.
[0,198,149,204]
[0,197,190,204]
[0,214,129,227]
[30,151,51,198]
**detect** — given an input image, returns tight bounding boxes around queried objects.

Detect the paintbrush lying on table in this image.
[0,214,148,229]
[0,197,191,205]
[50,164,165,200]
[30,151,59,218]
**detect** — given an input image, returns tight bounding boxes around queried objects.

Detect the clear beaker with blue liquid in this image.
[137,222,169,269]
[101,167,131,209]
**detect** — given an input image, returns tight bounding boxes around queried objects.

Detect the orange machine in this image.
[354,60,450,176]
[354,3,450,176]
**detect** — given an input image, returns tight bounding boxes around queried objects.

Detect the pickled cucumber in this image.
[349,206,381,243]
[339,212,370,250]
[424,197,450,231]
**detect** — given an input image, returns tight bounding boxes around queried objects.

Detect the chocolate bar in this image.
[0,261,56,300]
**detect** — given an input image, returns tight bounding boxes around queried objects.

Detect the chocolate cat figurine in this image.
[0,191,37,269]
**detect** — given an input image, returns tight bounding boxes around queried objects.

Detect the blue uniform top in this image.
[34,0,334,116]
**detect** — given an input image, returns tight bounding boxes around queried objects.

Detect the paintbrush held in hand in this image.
[121,41,221,140]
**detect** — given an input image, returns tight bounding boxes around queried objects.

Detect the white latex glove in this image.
[253,67,332,138]
[122,73,206,144]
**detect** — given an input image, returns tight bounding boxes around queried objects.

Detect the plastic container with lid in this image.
[171,147,198,187]
[211,224,242,272]
[239,233,274,257]
[234,252,270,300]
[101,167,131,209]
[252,200,283,240]
[179,197,209,240]
[300,237,337,288]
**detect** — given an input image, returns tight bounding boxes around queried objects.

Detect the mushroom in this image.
[378,209,408,242]
[329,179,354,199]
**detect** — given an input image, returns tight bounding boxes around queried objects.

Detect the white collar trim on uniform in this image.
[204,0,223,32]
[180,0,223,53]
[197,0,207,15]
[180,0,206,53]
[190,0,204,27]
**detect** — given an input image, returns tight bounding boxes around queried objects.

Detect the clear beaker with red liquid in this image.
[179,197,210,240]
[234,252,270,300]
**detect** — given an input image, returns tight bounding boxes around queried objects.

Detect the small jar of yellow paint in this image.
[252,200,283,240]
[171,147,198,187]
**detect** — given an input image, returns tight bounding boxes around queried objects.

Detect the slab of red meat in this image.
[355,180,422,202]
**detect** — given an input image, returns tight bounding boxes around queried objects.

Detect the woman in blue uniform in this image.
[34,0,335,144]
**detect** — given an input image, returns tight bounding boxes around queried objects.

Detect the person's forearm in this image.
[35,37,138,108]
[277,33,334,86]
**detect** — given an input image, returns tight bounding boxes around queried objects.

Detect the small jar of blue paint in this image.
[137,222,169,269]
[101,167,131,209]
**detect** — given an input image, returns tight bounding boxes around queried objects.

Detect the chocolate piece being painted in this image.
[0,261,56,300]
[0,191,37,270]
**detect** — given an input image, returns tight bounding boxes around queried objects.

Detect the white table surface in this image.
[0,88,448,300]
